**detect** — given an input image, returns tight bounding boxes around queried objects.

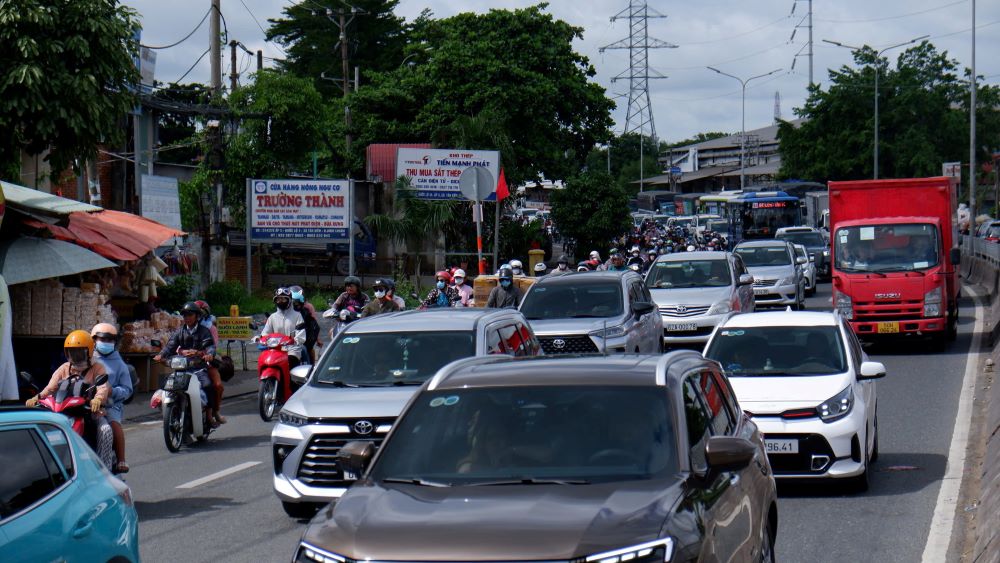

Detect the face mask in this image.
[374,290,386,299]
[200,318,212,328]
[558,263,568,270]
[512,268,522,275]
[95,341,115,355]
[454,278,464,285]
[436,281,446,290]
[277,300,290,310]
[500,279,512,288]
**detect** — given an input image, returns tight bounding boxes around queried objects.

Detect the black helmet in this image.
[273,287,292,303]
[498,266,514,281]
[372,278,390,290]
[180,302,202,318]
[557,254,569,264]
[344,276,362,288]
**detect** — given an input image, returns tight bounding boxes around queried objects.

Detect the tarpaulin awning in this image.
[0,236,116,285]
[69,210,183,254]
[366,143,432,183]
[22,218,140,261]
[0,180,101,215]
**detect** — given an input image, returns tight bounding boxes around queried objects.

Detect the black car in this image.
[776,226,831,279]
[294,352,778,562]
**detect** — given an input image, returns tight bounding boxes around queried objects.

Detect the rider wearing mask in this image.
[486,266,523,308]
[607,252,629,272]
[533,262,548,277]
[28,330,110,416]
[261,288,307,369]
[290,286,321,364]
[194,300,226,424]
[421,271,461,308]
[363,279,402,316]
[627,246,645,269]
[154,302,220,425]
[452,268,473,306]
[508,259,525,277]
[552,255,571,275]
[91,323,132,474]
[333,276,370,316]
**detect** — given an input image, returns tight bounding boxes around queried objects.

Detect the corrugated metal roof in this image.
[668,119,804,153]
[718,161,781,177]
[0,181,101,215]
[366,143,431,183]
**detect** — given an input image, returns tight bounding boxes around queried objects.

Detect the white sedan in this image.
[704,310,885,491]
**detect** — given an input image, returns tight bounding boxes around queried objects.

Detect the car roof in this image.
[427,350,708,391]
[0,407,75,427]
[721,310,839,327]
[344,308,522,334]
[656,251,729,262]
[734,239,790,249]
[776,227,820,234]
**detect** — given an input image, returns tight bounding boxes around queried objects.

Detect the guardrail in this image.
[961,235,1000,305]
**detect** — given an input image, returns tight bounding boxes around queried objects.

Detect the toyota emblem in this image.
[353,420,374,435]
[676,305,687,314]
[552,338,566,350]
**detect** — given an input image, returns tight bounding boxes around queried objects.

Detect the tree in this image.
[550,172,630,257]
[0,0,140,180]
[152,83,212,165]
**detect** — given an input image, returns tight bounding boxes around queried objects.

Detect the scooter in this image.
[34,372,117,470]
[323,303,360,339]
[255,332,299,421]
[157,350,215,453]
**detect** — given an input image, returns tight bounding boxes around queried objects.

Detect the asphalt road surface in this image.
[125,282,978,562]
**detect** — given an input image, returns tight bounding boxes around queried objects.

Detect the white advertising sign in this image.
[396,148,500,200]
[140,174,181,232]
[249,179,351,243]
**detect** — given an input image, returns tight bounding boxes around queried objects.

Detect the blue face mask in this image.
[436,281,446,290]
[200,318,212,328]
[95,341,115,355]
[500,279,512,288]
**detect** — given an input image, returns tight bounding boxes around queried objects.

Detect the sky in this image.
[126,0,1000,144]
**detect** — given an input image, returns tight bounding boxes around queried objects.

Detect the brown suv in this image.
[294,352,778,562]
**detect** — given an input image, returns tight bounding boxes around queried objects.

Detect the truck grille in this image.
[659,305,711,317]
[854,300,923,321]
[538,335,599,354]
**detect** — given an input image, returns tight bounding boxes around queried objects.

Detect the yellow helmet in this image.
[64,330,95,353]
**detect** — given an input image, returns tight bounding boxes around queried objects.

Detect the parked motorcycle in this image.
[255,332,300,421]
[155,344,215,453]
[31,372,117,470]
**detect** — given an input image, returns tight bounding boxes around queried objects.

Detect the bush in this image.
[203,280,247,315]
[157,275,196,313]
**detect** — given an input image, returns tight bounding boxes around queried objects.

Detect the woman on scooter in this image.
[261,288,307,369]
[91,323,132,474]
[154,302,219,426]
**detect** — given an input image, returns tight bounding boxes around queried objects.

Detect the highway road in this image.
[123,281,979,562]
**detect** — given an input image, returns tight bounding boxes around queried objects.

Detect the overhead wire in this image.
[676,14,793,46]
[171,48,211,85]
[815,0,968,24]
[141,8,210,50]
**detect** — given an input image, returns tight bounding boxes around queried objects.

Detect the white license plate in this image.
[764,439,799,454]
[753,288,770,296]
[665,323,697,332]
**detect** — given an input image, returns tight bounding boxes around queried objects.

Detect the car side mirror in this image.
[950,247,961,265]
[859,361,887,380]
[796,256,807,265]
[738,274,754,286]
[632,301,655,317]
[290,364,312,385]
[337,440,376,478]
[705,436,756,471]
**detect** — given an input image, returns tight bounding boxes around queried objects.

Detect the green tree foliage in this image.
[0,0,141,180]
[351,4,614,186]
[154,83,212,165]
[550,172,630,256]
[779,41,1000,181]
[266,0,407,99]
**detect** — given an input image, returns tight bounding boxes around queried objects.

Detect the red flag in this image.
[496,168,509,201]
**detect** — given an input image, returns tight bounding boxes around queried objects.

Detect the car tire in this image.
[759,517,776,563]
[870,413,879,464]
[848,434,871,493]
[282,501,320,519]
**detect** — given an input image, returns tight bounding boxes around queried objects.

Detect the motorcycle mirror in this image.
[91,374,109,388]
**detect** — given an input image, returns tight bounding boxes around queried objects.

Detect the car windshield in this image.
[671,218,695,227]
[705,326,847,375]
[313,331,476,386]
[646,259,732,288]
[370,385,677,485]
[734,246,791,267]
[834,223,939,273]
[778,232,826,247]
[519,282,624,319]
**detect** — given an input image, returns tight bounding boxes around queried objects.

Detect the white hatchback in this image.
[704,310,885,491]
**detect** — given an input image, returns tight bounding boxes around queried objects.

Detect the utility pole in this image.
[791,0,814,87]
[257,50,263,72]
[207,0,225,287]
[210,0,222,96]
[326,5,366,169]
[229,40,238,92]
[969,0,977,217]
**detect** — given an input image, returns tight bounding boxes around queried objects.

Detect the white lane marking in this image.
[140,421,160,426]
[921,285,983,562]
[176,461,262,490]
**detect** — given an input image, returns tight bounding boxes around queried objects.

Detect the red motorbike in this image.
[257,333,299,421]
[37,373,118,471]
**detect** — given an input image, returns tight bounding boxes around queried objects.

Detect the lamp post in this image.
[822,35,929,179]
[707,67,782,189]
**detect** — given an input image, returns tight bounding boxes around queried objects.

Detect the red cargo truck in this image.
[828,177,960,343]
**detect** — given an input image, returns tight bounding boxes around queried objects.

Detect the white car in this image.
[703,310,885,491]
[793,243,817,296]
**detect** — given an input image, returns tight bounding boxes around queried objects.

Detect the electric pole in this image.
[257,50,263,72]
[326,5,366,169]
[969,0,977,217]
[229,40,238,92]
[210,0,222,97]
[791,0,814,87]
[207,0,225,287]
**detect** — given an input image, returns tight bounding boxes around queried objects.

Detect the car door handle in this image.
[71,522,93,539]
[729,473,741,486]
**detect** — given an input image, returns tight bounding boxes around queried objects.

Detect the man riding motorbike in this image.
[91,323,132,474]
[261,287,307,369]
[362,278,402,317]
[486,266,523,308]
[153,302,220,426]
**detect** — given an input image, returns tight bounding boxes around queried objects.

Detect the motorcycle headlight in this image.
[590,325,626,339]
[823,250,830,257]
[707,300,732,316]
[817,386,854,423]
[163,378,174,391]
[169,356,190,370]
[278,410,308,427]
[267,337,283,348]
[585,537,675,563]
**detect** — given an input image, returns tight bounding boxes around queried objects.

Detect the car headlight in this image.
[278,410,308,427]
[817,386,853,423]
[169,356,190,370]
[778,276,795,286]
[297,542,346,563]
[707,300,732,316]
[591,325,626,339]
[585,537,674,563]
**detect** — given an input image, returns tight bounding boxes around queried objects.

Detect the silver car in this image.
[271,308,541,518]
[519,270,662,354]
[734,239,806,310]
[794,243,817,296]
[646,251,755,345]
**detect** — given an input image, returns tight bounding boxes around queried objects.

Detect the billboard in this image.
[140,175,182,232]
[249,179,351,243]
[396,148,500,200]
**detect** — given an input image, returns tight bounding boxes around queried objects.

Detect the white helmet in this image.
[589,250,600,260]
[687,245,696,252]
[509,259,523,269]
[453,268,466,279]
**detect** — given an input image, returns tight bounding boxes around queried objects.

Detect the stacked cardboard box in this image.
[29,281,62,336]
[10,284,31,335]
[61,287,80,334]
[470,276,536,307]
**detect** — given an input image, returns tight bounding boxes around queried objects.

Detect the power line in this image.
[237,0,287,54]
[659,41,789,71]
[816,0,967,24]
[676,14,791,46]
[171,48,211,85]
[141,8,210,49]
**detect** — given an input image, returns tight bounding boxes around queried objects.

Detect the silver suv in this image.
[646,251,755,345]
[734,239,806,309]
[271,308,541,517]
[519,270,662,354]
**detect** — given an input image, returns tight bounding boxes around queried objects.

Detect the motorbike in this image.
[323,303,361,339]
[30,371,117,471]
[156,348,215,453]
[255,333,300,421]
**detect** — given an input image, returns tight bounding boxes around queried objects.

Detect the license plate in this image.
[877,321,899,334]
[764,439,799,454]
[665,323,697,332]
[753,288,770,296]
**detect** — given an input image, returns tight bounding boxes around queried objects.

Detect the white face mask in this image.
[374,290,386,299]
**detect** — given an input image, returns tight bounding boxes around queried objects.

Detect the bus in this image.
[673,193,706,216]
[698,190,742,216]
[724,191,801,243]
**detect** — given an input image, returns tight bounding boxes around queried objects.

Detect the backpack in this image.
[123,364,139,405]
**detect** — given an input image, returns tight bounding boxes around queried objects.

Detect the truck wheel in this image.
[335,255,357,276]
[947,307,958,341]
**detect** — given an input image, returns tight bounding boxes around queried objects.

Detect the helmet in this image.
[648,249,657,256]
[589,250,600,261]
[557,254,569,264]
[344,276,361,289]
[65,330,95,353]
[509,259,523,272]
[194,299,211,315]
[90,323,118,340]
[181,301,203,317]
[687,245,696,252]
[498,266,514,281]
[372,278,390,290]
[453,268,467,280]
[534,262,547,272]
[435,270,453,283]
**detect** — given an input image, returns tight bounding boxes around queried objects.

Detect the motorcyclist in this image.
[486,266,523,308]
[91,323,132,474]
[643,249,659,274]
[332,276,370,318]
[154,302,219,425]
[552,255,571,275]
[421,271,461,308]
[261,287,307,369]
[362,278,402,316]
[384,278,406,310]
[509,259,526,277]
[607,252,629,272]
[452,268,474,306]
[627,246,645,269]
[194,300,226,424]
[533,262,548,277]
[290,286,321,364]
[27,330,110,418]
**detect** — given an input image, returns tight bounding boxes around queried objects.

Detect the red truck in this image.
[828,177,960,344]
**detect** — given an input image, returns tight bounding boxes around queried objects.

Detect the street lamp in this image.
[822,34,929,179]
[706,67,783,189]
